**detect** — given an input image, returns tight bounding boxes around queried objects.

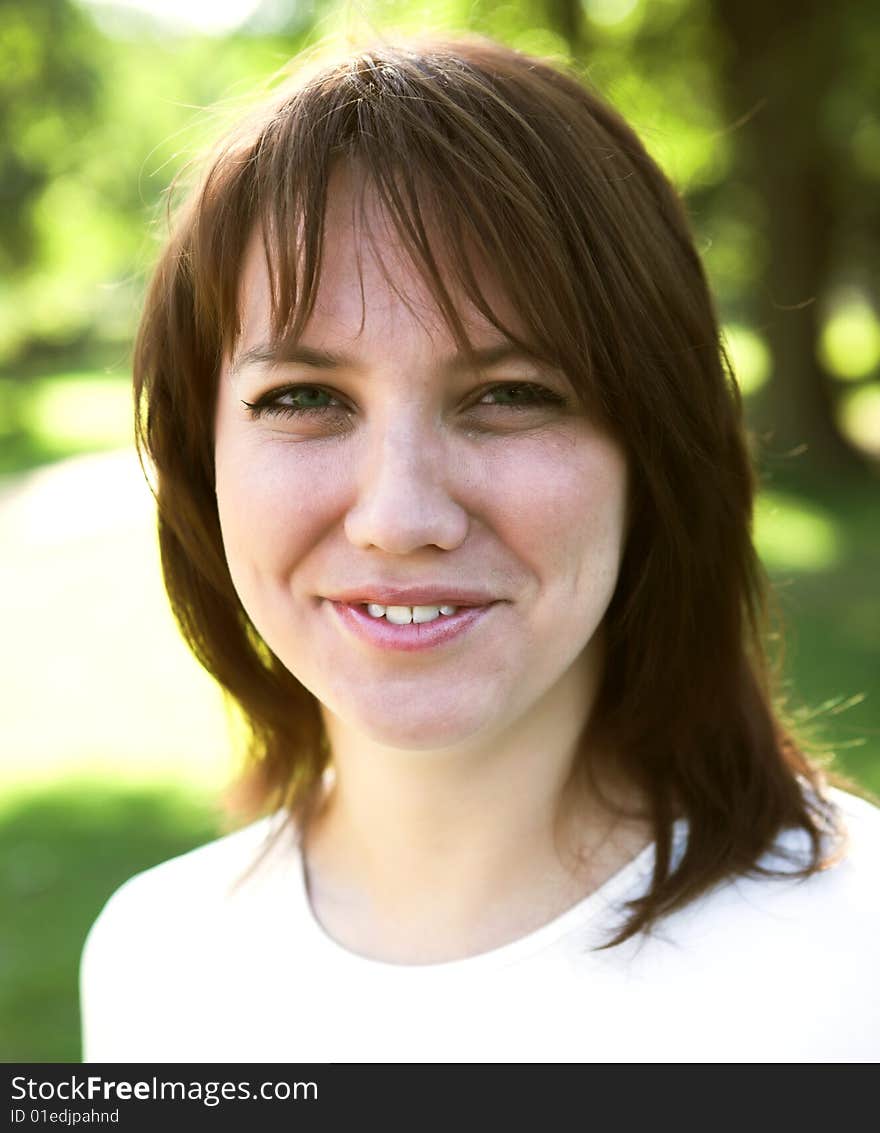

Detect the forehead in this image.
[235,164,528,355]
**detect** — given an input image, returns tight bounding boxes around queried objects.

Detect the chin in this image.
[342,699,497,752]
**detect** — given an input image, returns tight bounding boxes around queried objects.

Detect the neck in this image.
[300,657,650,963]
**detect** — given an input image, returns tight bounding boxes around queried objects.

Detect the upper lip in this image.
[326,586,499,607]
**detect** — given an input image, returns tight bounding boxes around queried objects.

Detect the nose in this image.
[344,417,469,554]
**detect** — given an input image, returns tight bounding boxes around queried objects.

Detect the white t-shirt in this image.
[79,787,880,1062]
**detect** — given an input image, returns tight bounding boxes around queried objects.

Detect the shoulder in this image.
[826,784,880,855]
[654,785,880,964]
[79,811,299,1060]
[82,811,296,953]
[812,785,880,912]
[768,784,880,901]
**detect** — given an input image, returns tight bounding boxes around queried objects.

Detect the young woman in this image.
[80,33,880,1062]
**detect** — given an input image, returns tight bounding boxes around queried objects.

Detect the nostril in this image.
[343,485,470,555]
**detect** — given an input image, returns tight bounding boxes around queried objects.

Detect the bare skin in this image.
[214,164,652,963]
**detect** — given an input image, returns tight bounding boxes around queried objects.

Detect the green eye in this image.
[287,387,333,409]
[240,381,569,422]
[242,386,343,419]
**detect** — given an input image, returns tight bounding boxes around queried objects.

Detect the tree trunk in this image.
[543,0,585,55]
[710,0,868,481]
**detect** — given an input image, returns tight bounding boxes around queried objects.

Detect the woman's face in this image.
[213,171,629,753]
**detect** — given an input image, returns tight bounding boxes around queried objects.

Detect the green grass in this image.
[0,781,221,1062]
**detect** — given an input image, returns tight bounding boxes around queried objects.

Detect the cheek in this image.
[214,436,345,587]
[479,432,628,587]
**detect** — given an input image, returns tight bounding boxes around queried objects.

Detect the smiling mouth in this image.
[327,599,496,651]
[356,602,464,625]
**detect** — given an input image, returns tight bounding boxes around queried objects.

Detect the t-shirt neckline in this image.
[281,818,688,978]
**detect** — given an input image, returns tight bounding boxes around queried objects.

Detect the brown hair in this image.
[134,32,848,946]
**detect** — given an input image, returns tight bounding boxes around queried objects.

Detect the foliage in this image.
[0,5,308,361]
[2,0,878,453]
[0,0,102,275]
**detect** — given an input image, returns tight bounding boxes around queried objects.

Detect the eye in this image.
[241,385,348,420]
[473,383,568,411]
[239,380,570,424]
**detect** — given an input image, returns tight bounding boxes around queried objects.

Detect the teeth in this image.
[412,606,442,624]
[364,603,459,623]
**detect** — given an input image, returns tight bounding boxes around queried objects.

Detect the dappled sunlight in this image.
[85,0,263,36]
[29,373,133,453]
[0,371,133,476]
[819,290,880,381]
[837,383,880,458]
[509,25,572,60]
[754,490,844,573]
[723,322,771,395]
[584,0,643,31]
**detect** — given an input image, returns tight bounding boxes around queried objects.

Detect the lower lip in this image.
[327,601,496,652]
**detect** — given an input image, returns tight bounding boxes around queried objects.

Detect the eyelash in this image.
[240,382,568,420]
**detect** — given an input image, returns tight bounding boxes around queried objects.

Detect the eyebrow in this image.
[230,341,540,378]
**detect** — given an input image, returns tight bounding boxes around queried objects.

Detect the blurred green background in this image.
[1,0,878,1062]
